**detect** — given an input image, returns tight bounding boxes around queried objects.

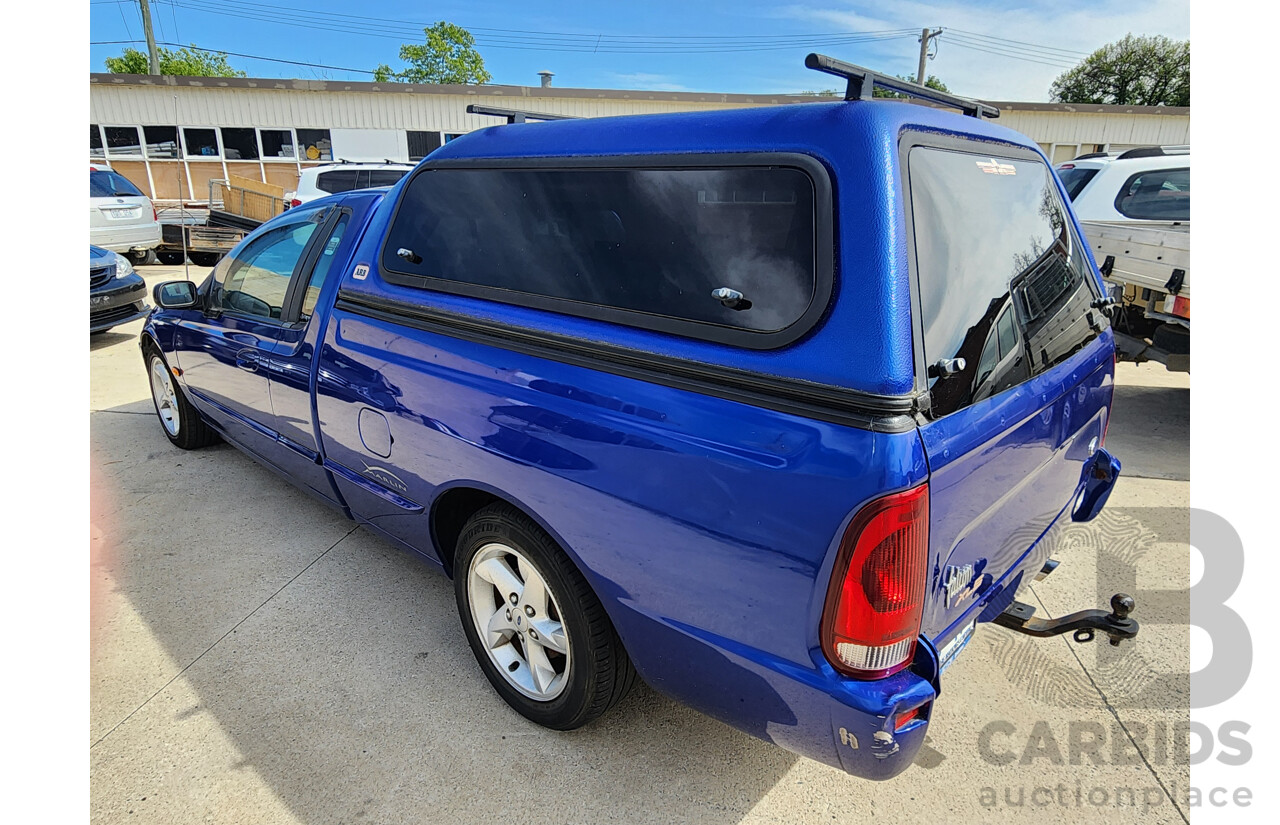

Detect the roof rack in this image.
[1072,151,1113,160]
[1115,145,1190,160]
[803,53,999,119]
[465,104,577,124]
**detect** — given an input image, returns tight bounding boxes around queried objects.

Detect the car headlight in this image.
[112,252,135,279]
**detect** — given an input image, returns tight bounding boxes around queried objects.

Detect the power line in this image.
[947,28,1090,58]
[944,32,1081,65]
[90,39,381,75]
[166,0,918,53]
[944,38,1078,69]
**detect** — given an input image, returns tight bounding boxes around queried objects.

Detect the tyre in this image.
[145,345,219,450]
[188,252,222,267]
[1152,323,1190,355]
[156,251,186,266]
[454,502,636,730]
[126,249,155,266]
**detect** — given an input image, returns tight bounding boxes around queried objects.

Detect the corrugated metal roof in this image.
[89,73,1190,116]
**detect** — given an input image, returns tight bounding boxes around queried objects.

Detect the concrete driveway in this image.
[91,264,1191,824]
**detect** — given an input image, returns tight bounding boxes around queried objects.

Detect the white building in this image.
[90,73,1191,201]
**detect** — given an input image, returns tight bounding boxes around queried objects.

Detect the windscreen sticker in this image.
[352,263,370,281]
[976,158,1017,176]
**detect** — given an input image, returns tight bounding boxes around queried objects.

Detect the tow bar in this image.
[994,593,1139,646]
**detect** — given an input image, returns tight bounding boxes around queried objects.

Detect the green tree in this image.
[874,74,949,98]
[374,22,491,85]
[1050,35,1189,106]
[105,45,246,77]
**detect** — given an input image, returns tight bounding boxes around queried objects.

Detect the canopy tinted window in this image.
[381,165,819,337]
[909,146,1104,416]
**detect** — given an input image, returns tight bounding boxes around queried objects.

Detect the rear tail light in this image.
[1172,296,1190,319]
[153,204,158,222]
[821,484,929,679]
[290,198,302,208]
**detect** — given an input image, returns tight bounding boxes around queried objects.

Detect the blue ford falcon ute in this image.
[138,57,1135,780]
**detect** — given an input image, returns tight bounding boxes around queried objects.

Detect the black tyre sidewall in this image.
[145,346,214,449]
[454,508,603,730]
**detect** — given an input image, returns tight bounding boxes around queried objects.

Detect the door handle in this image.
[235,350,261,372]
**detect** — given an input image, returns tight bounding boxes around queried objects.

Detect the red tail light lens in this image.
[290,198,303,208]
[821,484,929,679]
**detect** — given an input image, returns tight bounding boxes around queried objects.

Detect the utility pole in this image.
[139,0,161,75]
[917,28,943,85]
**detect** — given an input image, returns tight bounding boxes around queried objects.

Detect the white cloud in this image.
[774,1,1190,100]
[609,72,690,91]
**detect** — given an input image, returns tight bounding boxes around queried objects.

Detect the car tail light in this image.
[290,198,302,208]
[153,204,158,222]
[821,484,929,679]
[1172,296,1190,319]
[895,703,926,731]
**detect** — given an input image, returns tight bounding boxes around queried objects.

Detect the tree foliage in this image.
[105,45,246,77]
[1050,35,1189,106]
[374,22,491,85]
[874,74,949,98]
[799,75,948,99]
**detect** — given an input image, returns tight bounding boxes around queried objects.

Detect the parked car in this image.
[90,165,161,264]
[1056,147,1190,371]
[141,56,1132,780]
[286,162,414,207]
[90,245,149,334]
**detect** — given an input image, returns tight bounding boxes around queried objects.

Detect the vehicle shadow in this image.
[90,331,136,351]
[1106,385,1189,481]
[90,405,801,825]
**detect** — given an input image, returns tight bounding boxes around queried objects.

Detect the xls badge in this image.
[352,263,370,281]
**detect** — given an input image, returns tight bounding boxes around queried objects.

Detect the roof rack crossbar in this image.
[465,104,577,124]
[803,53,999,119]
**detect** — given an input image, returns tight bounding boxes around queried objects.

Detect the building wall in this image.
[89,77,1191,201]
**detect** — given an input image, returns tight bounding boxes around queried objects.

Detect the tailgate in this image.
[1081,220,1190,296]
[904,144,1115,644]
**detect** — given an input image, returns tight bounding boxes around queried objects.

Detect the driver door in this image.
[174,206,327,460]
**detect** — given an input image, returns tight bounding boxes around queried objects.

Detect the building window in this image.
[443,132,465,143]
[221,128,260,160]
[295,129,332,161]
[104,126,142,156]
[143,126,179,159]
[183,128,220,158]
[259,129,296,161]
[407,130,442,161]
[90,125,105,159]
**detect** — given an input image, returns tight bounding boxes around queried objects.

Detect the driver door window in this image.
[215,213,322,319]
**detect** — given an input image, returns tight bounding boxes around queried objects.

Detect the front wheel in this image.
[454,503,636,730]
[146,347,218,450]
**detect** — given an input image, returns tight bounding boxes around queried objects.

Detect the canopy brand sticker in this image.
[352,264,370,280]
[976,158,1017,176]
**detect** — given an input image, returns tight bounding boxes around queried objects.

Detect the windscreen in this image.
[90,170,143,198]
[1056,166,1099,200]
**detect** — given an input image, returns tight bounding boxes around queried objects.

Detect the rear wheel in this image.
[156,251,186,266]
[145,346,218,449]
[454,502,636,730]
[188,252,221,267]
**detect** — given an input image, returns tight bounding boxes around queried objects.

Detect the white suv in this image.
[90,164,162,263]
[287,162,415,207]
[1055,147,1189,222]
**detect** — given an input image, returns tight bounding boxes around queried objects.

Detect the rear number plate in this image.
[107,208,135,218]
[938,620,976,674]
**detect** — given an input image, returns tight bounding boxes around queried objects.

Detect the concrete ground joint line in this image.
[90,524,360,751]
[1028,585,1189,824]
[92,409,153,415]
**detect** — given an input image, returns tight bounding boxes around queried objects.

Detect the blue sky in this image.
[89,1,1189,101]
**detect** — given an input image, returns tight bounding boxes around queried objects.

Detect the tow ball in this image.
[993,593,1139,647]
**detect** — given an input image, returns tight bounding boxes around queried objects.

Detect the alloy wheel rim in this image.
[150,357,181,436]
[467,542,571,701]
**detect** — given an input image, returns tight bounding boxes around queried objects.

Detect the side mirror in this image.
[153,280,200,310]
